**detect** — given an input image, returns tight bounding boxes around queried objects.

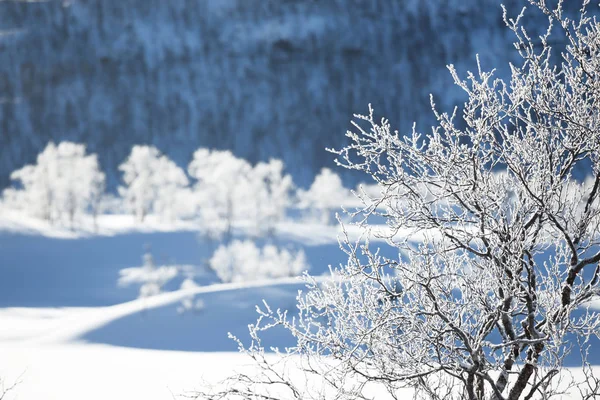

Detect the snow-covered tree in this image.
[188,150,293,240]
[54,142,106,227]
[188,149,253,242]
[199,2,600,399]
[248,159,294,237]
[298,167,350,225]
[3,145,57,221]
[208,240,308,283]
[153,155,192,221]
[3,141,105,227]
[118,145,189,222]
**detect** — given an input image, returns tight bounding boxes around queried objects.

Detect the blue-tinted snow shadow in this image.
[5,228,598,364]
[81,280,600,365]
[0,227,398,307]
[0,231,212,307]
[81,285,301,352]
[77,242,410,353]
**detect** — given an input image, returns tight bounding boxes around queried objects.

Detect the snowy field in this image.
[0,210,396,399]
[1,210,599,399]
[0,287,300,400]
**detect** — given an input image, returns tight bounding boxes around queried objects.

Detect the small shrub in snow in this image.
[298,167,350,225]
[3,141,105,227]
[118,252,178,298]
[209,240,308,283]
[177,278,205,314]
[118,145,189,222]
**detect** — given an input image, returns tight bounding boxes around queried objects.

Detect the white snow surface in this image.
[0,209,372,399]
[0,207,393,242]
[0,279,320,400]
[2,277,313,346]
[0,211,597,399]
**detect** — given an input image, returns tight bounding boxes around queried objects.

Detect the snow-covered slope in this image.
[0,216,372,399]
[0,0,580,189]
[0,277,310,348]
[0,280,303,400]
[0,216,348,398]
[0,214,599,399]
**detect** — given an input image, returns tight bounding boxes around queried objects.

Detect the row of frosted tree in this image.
[1,141,354,234]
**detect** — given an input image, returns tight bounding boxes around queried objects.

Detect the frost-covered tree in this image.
[153,155,192,221]
[188,149,253,242]
[199,2,600,399]
[54,142,106,227]
[298,167,350,225]
[248,159,294,238]
[118,145,189,222]
[3,142,105,227]
[208,240,308,283]
[4,143,58,221]
[189,151,293,240]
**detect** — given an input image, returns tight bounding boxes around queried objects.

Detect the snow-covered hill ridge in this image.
[0,0,581,189]
[0,277,318,345]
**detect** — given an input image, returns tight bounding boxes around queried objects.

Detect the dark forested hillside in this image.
[0,0,579,188]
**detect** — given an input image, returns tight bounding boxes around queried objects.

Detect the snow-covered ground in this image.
[0,280,309,400]
[0,210,398,399]
[1,326,251,400]
[1,210,598,399]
